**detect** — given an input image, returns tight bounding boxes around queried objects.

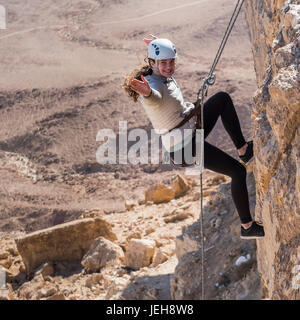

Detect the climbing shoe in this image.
[240,221,265,239]
[239,141,253,164]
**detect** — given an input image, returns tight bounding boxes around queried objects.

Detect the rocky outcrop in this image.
[15,218,117,274]
[245,0,300,299]
[171,174,260,300]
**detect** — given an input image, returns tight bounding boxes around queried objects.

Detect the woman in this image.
[122,35,264,239]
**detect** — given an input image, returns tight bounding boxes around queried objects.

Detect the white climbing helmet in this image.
[148,38,177,61]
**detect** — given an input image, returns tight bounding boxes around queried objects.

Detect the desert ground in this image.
[0,0,260,300]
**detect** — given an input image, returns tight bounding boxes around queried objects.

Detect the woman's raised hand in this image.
[143,34,157,46]
[130,75,151,97]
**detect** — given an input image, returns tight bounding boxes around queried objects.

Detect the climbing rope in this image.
[195,0,245,300]
[208,0,246,80]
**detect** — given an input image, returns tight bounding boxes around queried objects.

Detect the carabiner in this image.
[206,73,216,86]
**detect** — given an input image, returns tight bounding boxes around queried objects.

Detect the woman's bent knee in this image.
[223,161,247,181]
[215,91,231,102]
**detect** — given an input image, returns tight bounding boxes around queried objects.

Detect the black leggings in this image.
[200,92,252,224]
[171,91,252,224]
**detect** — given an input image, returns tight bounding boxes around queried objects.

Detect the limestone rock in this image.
[36,285,58,299]
[164,212,192,224]
[15,218,117,274]
[245,0,300,299]
[0,255,13,269]
[175,223,202,260]
[34,262,55,280]
[17,274,45,300]
[81,236,124,273]
[151,248,169,267]
[45,292,66,300]
[0,252,9,260]
[80,209,105,219]
[145,227,155,235]
[145,184,175,204]
[0,288,13,300]
[0,237,20,267]
[105,276,130,300]
[171,251,204,300]
[125,239,156,270]
[179,201,193,210]
[192,191,201,201]
[138,198,146,205]
[126,232,142,243]
[125,200,137,211]
[208,175,226,186]
[171,174,191,198]
[85,273,103,288]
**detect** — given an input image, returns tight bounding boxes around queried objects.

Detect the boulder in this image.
[125,239,156,270]
[171,174,191,198]
[15,218,117,274]
[151,248,168,267]
[145,184,175,204]
[81,236,124,273]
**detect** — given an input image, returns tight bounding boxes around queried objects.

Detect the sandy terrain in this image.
[0,0,259,300]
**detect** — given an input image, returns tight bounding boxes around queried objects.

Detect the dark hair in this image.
[122,58,154,102]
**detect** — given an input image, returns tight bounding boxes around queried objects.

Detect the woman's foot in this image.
[239,141,253,164]
[240,221,265,239]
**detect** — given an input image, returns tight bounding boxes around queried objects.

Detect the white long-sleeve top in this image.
[140,73,196,152]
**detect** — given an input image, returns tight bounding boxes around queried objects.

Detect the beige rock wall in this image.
[245,0,300,299]
[171,174,260,300]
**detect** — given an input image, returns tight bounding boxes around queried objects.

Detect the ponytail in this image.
[122,59,154,103]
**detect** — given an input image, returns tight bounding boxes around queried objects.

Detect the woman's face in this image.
[152,58,176,78]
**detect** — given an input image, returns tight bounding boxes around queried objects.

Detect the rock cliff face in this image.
[171,173,260,300]
[245,0,299,299]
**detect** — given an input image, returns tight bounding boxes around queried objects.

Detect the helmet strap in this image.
[151,59,160,74]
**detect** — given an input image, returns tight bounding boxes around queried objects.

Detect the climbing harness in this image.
[194,0,245,300]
